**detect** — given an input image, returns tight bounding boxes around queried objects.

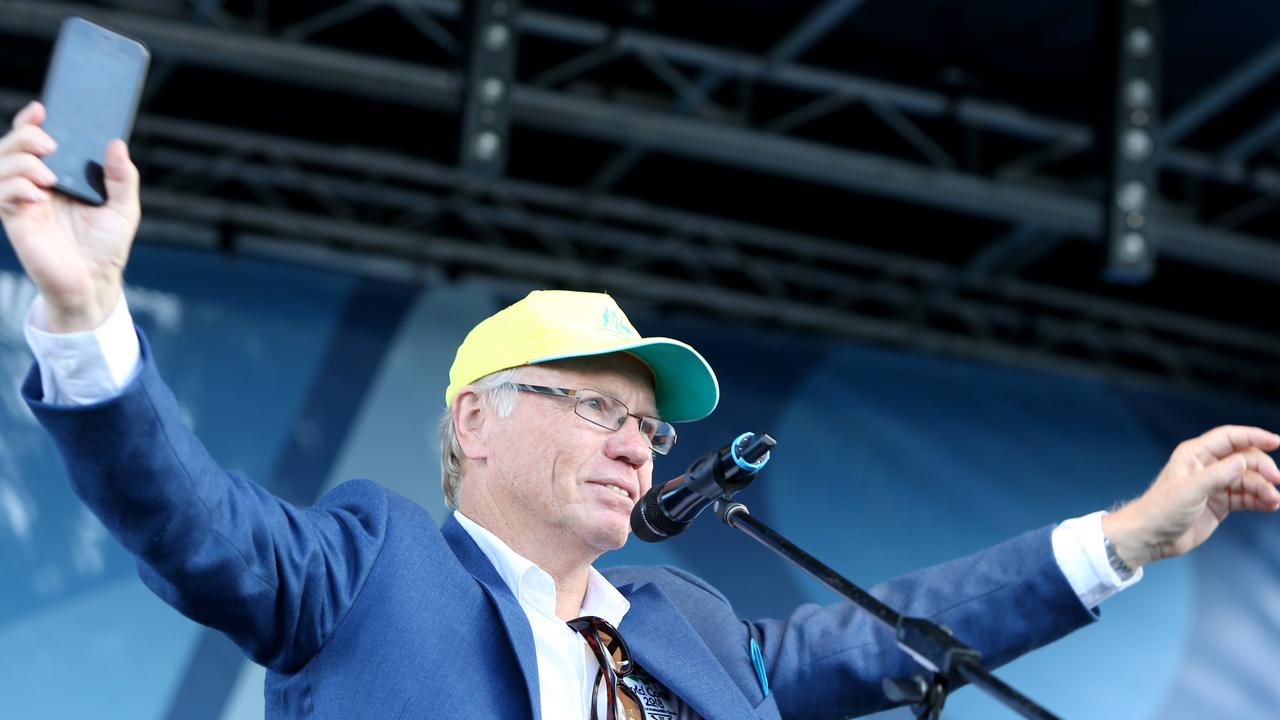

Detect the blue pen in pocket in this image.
[749,636,770,698]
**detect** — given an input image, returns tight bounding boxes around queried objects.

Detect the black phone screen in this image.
[39,16,149,206]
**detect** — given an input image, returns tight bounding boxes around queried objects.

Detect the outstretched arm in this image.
[6,99,389,673]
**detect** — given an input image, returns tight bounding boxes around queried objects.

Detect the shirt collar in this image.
[453,511,630,626]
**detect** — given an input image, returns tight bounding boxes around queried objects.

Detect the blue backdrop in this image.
[0,241,1277,719]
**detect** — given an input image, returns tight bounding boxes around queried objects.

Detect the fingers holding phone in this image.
[102,137,140,221]
[2,100,142,219]
[0,101,59,210]
[1,101,63,241]
[1,99,142,333]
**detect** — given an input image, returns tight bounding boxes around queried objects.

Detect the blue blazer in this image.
[25,333,1096,719]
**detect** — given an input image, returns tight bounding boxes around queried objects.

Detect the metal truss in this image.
[411,0,1280,193]
[2,2,1280,399]
[0,81,1270,399]
[4,0,1280,279]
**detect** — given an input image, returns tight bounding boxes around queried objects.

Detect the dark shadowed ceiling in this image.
[1,0,1278,400]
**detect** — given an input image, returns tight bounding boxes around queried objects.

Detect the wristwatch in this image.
[1103,534,1137,580]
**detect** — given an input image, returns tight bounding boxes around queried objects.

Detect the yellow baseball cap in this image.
[445,290,719,422]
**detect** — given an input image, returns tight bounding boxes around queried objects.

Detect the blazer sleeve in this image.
[23,328,389,674]
[752,525,1099,719]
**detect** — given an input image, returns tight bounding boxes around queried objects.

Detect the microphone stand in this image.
[713,437,1061,720]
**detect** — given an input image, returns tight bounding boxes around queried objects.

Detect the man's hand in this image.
[1103,425,1280,570]
[0,100,141,332]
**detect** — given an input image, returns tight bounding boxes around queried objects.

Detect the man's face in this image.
[483,354,658,556]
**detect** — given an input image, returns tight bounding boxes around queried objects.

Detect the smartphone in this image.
[39,16,149,206]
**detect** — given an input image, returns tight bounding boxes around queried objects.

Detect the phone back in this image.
[40,16,150,205]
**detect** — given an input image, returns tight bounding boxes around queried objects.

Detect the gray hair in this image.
[439,367,522,510]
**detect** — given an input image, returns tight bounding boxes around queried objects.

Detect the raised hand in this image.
[0,100,141,332]
[1104,425,1280,569]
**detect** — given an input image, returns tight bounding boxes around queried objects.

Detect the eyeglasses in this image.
[567,616,644,720]
[513,383,677,455]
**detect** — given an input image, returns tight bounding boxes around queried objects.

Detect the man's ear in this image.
[453,388,489,460]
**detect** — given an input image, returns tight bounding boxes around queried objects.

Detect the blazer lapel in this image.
[442,514,542,719]
[616,582,758,720]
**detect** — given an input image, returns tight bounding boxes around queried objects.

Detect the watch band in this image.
[1103,534,1137,580]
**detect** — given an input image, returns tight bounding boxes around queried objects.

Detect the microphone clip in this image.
[704,431,774,502]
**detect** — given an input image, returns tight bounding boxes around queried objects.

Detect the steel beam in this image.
[768,0,869,64]
[589,0,870,189]
[1164,37,1280,145]
[136,187,1278,396]
[0,0,461,110]
[7,0,1280,202]
[1221,111,1280,163]
[63,102,1278,356]
[125,120,1280,363]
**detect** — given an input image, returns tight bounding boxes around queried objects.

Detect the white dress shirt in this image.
[455,511,629,720]
[23,293,1143,716]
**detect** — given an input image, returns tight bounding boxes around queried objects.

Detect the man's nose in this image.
[607,416,652,467]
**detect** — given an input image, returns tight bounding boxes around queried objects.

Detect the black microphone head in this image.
[630,489,692,543]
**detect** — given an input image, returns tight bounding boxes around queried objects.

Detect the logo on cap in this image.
[601,307,635,337]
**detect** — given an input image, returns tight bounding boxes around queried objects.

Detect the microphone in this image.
[631,432,775,542]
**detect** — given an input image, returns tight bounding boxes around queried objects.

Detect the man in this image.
[3,99,1280,719]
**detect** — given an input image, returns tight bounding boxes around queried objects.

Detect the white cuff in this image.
[24,292,141,405]
[1051,510,1144,609]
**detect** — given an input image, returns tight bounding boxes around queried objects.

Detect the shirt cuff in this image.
[1051,510,1144,609]
[24,292,142,405]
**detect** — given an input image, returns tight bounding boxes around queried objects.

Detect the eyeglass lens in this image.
[573,390,676,454]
